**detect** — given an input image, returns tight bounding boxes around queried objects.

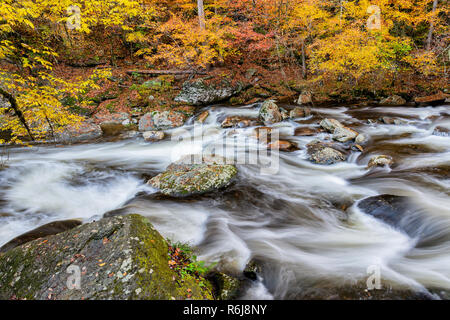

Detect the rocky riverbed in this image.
[0,101,449,300]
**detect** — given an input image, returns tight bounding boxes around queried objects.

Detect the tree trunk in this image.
[426,0,438,50]
[0,88,35,141]
[301,39,307,79]
[197,0,206,29]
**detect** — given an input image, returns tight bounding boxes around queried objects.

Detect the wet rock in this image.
[433,126,449,137]
[307,140,347,165]
[196,111,209,123]
[368,155,394,168]
[258,100,282,125]
[254,127,275,143]
[0,215,214,300]
[221,116,258,128]
[332,126,359,143]
[138,111,186,131]
[119,130,140,140]
[297,92,312,105]
[352,144,364,152]
[268,140,297,152]
[175,78,243,106]
[415,92,449,106]
[54,120,102,143]
[143,131,165,142]
[320,118,344,133]
[0,220,82,253]
[289,106,311,118]
[379,95,406,106]
[100,122,126,137]
[94,112,130,126]
[148,155,238,197]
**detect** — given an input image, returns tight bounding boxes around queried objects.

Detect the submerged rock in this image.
[258,100,282,125]
[148,155,238,197]
[175,78,243,106]
[307,140,347,165]
[0,215,214,300]
[139,111,186,131]
[0,220,82,253]
[368,155,394,168]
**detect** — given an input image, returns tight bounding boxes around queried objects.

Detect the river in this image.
[0,103,449,299]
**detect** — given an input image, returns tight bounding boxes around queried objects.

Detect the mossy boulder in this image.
[0,215,214,300]
[148,155,238,197]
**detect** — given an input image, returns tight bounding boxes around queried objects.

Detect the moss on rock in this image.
[0,215,214,300]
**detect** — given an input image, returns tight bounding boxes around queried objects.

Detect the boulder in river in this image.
[100,121,126,137]
[297,92,312,105]
[148,155,238,197]
[196,110,210,123]
[139,110,186,131]
[320,118,344,133]
[258,100,282,125]
[307,140,347,165]
[0,219,82,253]
[0,215,215,300]
[368,155,394,168]
[175,78,243,106]
[379,95,406,106]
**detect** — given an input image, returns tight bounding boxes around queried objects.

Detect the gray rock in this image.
[258,100,282,125]
[148,155,238,197]
[175,79,243,105]
[307,140,347,165]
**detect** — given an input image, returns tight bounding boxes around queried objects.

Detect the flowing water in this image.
[0,104,449,299]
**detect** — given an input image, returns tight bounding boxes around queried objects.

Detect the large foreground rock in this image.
[0,215,214,300]
[148,155,238,197]
[175,79,243,105]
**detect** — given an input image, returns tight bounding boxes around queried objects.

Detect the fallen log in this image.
[126,69,206,76]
